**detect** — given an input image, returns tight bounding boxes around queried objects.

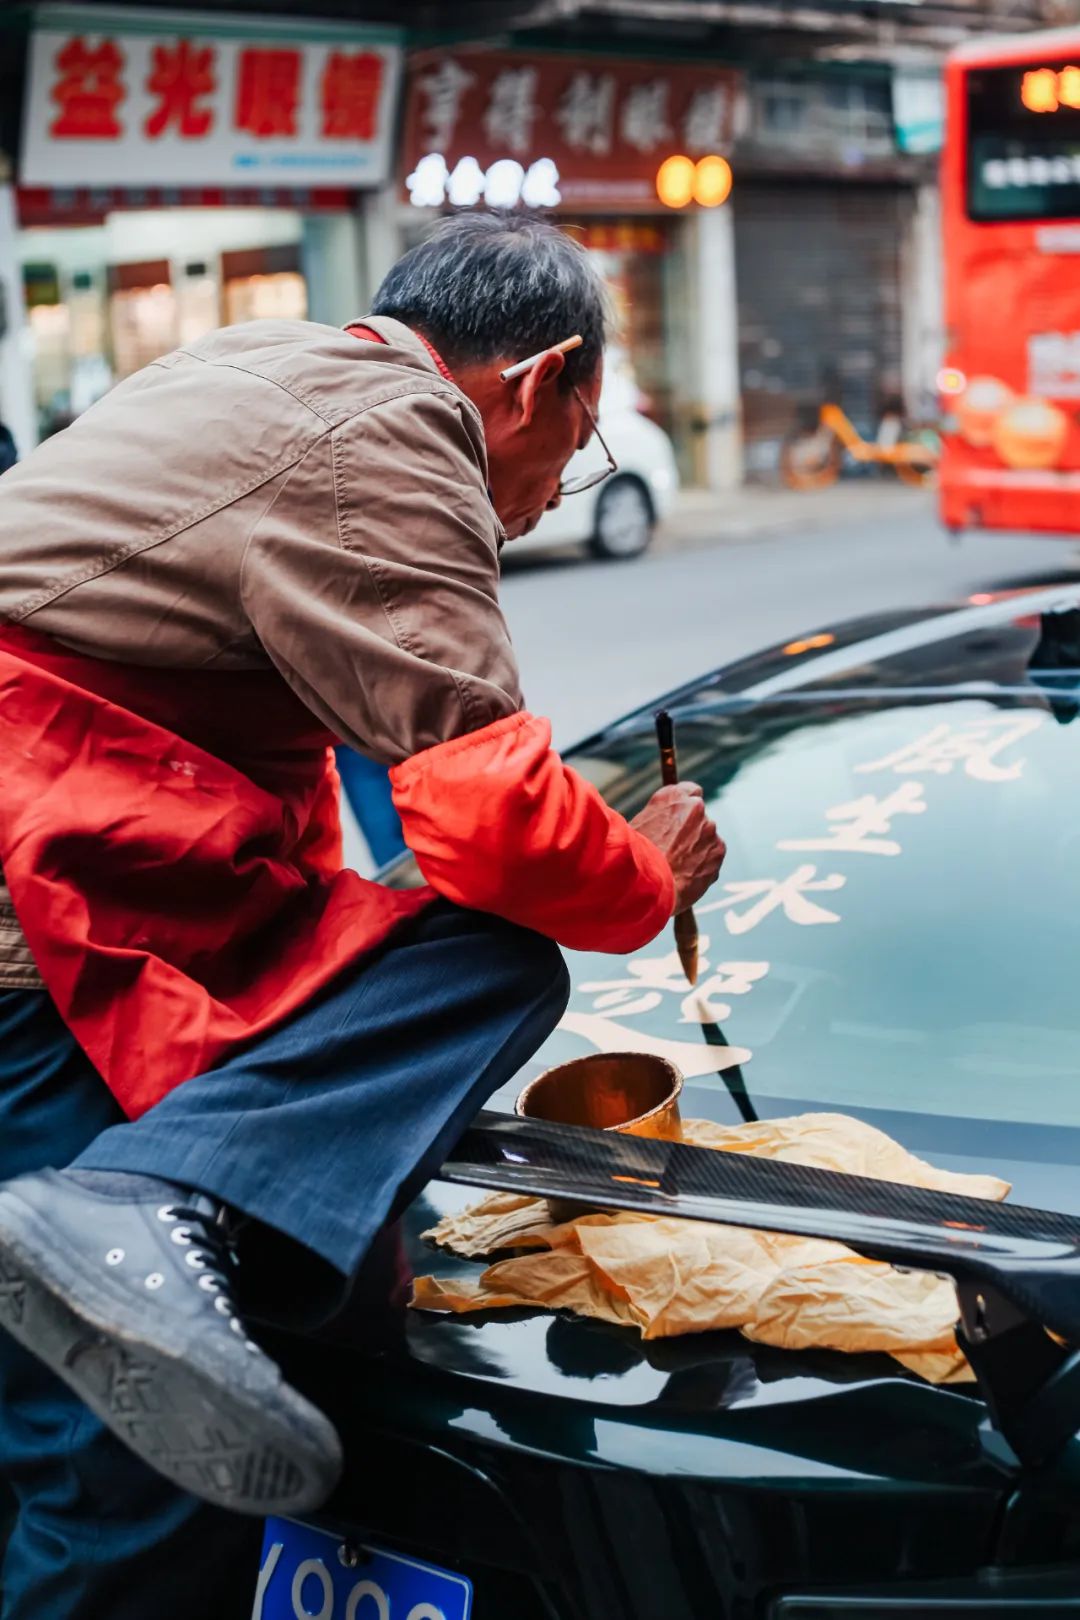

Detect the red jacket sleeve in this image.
[389,712,674,954]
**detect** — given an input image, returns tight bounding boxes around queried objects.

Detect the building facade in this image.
[0,2,948,487]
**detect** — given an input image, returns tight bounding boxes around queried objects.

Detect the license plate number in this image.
[254,1517,473,1620]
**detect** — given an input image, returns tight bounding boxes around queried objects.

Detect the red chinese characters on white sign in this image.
[320,50,386,141]
[233,47,301,139]
[22,18,401,188]
[47,34,384,144]
[49,36,125,138]
[144,39,215,139]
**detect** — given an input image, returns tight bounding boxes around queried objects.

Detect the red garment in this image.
[346,322,456,382]
[0,626,433,1118]
[391,713,673,954]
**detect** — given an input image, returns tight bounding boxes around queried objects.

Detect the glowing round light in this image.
[485,158,525,209]
[656,154,695,209]
[447,155,485,208]
[521,157,561,208]
[936,366,967,397]
[693,154,733,208]
[406,153,449,208]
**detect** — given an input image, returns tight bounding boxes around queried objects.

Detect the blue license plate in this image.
[254,1516,473,1620]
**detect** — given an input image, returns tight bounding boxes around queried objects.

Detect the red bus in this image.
[940,28,1080,534]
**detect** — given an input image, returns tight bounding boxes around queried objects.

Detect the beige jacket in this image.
[0,316,523,989]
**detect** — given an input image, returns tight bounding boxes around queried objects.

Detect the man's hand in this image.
[629,783,726,914]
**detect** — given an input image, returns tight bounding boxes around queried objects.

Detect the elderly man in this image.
[0,213,724,1617]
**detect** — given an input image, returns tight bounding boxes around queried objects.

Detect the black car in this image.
[261,584,1080,1620]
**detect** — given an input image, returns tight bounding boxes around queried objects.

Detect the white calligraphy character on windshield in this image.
[855,714,1043,783]
[778,781,927,857]
[558,938,757,1078]
[580,947,769,1024]
[699,866,846,936]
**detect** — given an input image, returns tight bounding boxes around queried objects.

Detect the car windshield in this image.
[382,615,1080,1204]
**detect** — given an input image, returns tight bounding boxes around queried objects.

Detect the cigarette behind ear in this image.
[499,334,583,382]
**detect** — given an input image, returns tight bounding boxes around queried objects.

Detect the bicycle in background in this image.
[780,397,940,491]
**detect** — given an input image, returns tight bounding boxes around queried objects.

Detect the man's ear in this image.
[516,347,567,427]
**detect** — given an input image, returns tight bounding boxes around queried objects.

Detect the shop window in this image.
[750,77,894,160]
[223,272,307,324]
[221,244,307,325]
[23,263,68,429]
[108,259,176,380]
[27,303,72,431]
[562,218,678,436]
[23,260,112,435]
[23,261,61,310]
[68,270,111,417]
[177,260,220,346]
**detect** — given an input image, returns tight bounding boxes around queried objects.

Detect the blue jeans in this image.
[0,903,568,1617]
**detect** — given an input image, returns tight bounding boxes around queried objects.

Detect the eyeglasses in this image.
[560,385,618,497]
[499,337,619,499]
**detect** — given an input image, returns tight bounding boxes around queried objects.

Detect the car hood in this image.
[379,585,1080,1469]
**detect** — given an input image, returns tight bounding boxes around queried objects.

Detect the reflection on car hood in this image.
[386,585,1080,1443]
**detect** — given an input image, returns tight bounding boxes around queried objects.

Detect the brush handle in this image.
[655,709,679,787]
[655,709,701,984]
[673,911,699,982]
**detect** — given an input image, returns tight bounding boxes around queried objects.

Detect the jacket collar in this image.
[343,316,445,376]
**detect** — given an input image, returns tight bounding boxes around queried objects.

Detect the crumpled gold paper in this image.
[411,1111,1010,1384]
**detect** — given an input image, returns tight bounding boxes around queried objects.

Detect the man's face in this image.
[486,361,604,541]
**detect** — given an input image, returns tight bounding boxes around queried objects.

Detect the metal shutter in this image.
[734,180,910,476]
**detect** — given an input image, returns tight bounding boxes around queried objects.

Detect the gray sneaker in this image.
[0,1171,342,1514]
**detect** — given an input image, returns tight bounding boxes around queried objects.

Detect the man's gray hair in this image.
[371,212,607,388]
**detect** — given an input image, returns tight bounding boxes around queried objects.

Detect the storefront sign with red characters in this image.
[21,5,402,188]
[401,48,745,212]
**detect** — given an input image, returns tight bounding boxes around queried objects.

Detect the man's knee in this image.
[414,902,570,1017]
[492,919,571,1015]
[533,932,571,1015]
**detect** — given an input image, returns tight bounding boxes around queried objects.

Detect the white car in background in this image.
[511,352,680,561]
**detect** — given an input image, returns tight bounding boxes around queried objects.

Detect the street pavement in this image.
[500,487,1080,748]
[340,485,1080,871]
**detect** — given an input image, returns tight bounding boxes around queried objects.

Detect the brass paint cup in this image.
[515,1052,684,1142]
[515,1053,683,1224]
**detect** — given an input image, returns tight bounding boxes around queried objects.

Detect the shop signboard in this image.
[401,48,744,212]
[21,4,402,188]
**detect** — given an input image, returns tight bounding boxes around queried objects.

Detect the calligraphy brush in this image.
[654,709,700,986]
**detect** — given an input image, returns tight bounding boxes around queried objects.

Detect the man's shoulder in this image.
[181,319,464,430]
[185,318,363,369]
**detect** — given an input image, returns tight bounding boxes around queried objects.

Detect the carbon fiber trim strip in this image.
[442,1113,1080,1346]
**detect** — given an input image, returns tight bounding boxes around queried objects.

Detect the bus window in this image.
[968,58,1080,223]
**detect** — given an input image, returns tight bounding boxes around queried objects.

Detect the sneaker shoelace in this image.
[157,1202,260,1354]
